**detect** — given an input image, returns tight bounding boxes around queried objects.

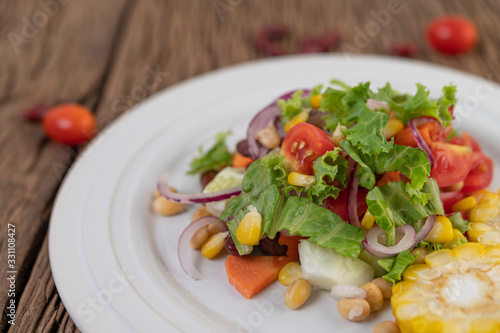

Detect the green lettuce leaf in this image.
[448,212,470,234]
[278,90,310,125]
[380,250,416,284]
[366,178,444,246]
[386,83,453,126]
[187,131,232,175]
[340,140,431,204]
[221,154,364,257]
[271,196,365,258]
[418,241,443,253]
[341,83,392,155]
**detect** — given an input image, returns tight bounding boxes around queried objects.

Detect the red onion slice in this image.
[414,215,437,244]
[331,284,367,301]
[247,89,310,159]
[409,118,435,168]
[363,224,416,258]
[158,172,241,204]
[347,163,361,227]
[366,99,389,111]
[178,216,226,280]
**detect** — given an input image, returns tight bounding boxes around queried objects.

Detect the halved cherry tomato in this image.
[440,191,466,214]
[281,123,335,175]
[461,152,493,192]
[322,188,368,222]
[42,104,96,146]
[430,142,473,188]
[394,121,447,147]
[426,16,478,55]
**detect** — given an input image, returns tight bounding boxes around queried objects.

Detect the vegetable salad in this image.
[154,80,499,333]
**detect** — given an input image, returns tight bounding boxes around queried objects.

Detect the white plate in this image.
[49,54,500,333]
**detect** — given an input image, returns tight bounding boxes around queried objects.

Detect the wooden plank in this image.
[0,0,128,331]
[2,0,500,332]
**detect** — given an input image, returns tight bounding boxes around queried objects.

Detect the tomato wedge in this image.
[281,123,335,175]
[461,152,493,192]
[430,142,473,188]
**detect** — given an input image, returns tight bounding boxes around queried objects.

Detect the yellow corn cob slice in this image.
[392,243,500,333]
[468,193,500,247]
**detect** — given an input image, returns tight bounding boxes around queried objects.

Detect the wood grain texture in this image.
[1,0,499,332]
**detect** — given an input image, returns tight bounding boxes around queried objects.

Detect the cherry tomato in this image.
[430,142,473,188]
[426,16,478,55]
[42,104,96,146]
[440,191,467,214]
[322,188,368,222]
[461,152,493,192]
[281,123,335,175]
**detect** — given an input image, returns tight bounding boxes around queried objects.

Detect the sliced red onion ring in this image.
[409,118,436,168]
[247,89,310,159]
[331,284,367,301]
[178,216,225,280]
[158,172,241,204]
[414,215,437,244]
[347,163,361,228]
[366,99,389,111]
[363,224,416,258]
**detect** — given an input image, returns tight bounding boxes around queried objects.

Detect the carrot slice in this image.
[376,171,401,187]
[278,234,307,261]
[225,255,294,299]
[232,153,254,169]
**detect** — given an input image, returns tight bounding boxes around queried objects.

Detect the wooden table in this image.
[1,0,499,331]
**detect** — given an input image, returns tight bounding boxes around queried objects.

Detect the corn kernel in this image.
[442,229,466,249]
[471,189,495,203]
[284,111,309,132]
[288,172,316,187]
[361,210,376,231]
[452,195,477,212]
[453,242,484,261]
[403,264,431,281]
[381,117,404,139]
[278,262,302,286]
[425,249,455,267]
[479,193,499,205]
[469,204,498,222]
[424,216,453,243]
[309,94,322,109]
[236,206,262,245]
[201,231,229,259]
[478,231,500,247]
[392,280,416,295]
[468,222,492,242]
[480,247,500,260]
